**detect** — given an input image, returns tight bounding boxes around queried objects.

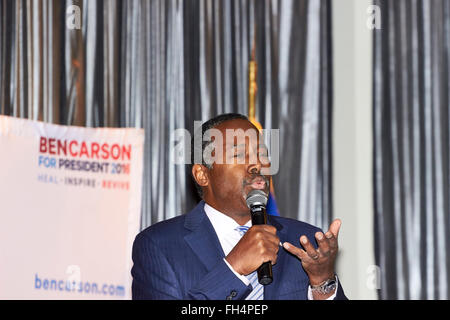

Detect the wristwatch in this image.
[310,275,337,295]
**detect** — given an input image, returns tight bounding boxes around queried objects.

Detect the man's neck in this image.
[203,201,251,226]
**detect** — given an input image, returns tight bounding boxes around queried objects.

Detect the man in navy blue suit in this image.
[131,113,347,300]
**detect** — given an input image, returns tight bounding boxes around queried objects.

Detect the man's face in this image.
[199,119,271,218]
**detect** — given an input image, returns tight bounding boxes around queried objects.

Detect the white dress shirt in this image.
[204,203,252,285]
[204,203,337,300]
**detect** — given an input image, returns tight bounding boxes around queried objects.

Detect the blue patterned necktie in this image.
[234,225,264,300]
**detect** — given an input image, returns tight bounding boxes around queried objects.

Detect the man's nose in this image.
[247,161,261,174]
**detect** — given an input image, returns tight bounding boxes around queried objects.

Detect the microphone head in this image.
[246,190,268,208]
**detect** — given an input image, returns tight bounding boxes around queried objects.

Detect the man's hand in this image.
[225,225,280,276]
[282,219,341,299]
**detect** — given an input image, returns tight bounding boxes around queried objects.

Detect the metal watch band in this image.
[310,275,337,295]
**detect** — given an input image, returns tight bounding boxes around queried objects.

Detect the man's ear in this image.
[192,164,209,187]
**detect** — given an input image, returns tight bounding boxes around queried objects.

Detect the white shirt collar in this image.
[204,203,251,240]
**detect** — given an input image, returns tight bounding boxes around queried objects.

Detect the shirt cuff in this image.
[223,258,250,286]
[307,277,339,300]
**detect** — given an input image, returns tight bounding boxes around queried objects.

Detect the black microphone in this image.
[246,189,273,285]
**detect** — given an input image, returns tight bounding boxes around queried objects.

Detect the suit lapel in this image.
[184,201,226,271]
[263,215,288,300]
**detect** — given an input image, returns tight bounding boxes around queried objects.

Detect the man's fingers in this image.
[325,219,341,251]
[258,225,277,234]
[300,236,320,260]
[262,231,281,248]
[328,219,342,238]
[282,242,307,260]
[262,245,278,266]
[249,225,280,247]
[324,231,338,250]
[315,232,330,255]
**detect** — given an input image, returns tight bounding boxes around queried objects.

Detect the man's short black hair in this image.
[191,113,249,198]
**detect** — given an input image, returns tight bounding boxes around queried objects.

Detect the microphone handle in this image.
[251,206,273,285]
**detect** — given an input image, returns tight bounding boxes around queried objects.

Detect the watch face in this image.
[312,277,337,295]
[325,280,337,294]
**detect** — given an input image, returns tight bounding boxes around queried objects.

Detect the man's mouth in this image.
[250,176,267,190]
[242,175,270,205]
[243,175,270,193]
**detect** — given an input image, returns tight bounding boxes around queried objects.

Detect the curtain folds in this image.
[0,0,333,232]
[373,0,450,300]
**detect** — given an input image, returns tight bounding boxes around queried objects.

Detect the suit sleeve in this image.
[334,278,348,300]
[131,232,182,299]
[131,232,252,300]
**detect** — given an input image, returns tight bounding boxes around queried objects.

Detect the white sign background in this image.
[0,116,144,299]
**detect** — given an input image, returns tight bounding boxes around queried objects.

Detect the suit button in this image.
[226,290,237,300]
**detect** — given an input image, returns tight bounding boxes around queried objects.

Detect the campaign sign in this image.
[0,115,144,299]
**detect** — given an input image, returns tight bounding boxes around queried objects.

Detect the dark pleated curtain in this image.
[373,0,450,299]
[0,0,333,231]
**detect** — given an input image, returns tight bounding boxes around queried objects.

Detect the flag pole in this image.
[248,37,261,131]
[247,23,279,216]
